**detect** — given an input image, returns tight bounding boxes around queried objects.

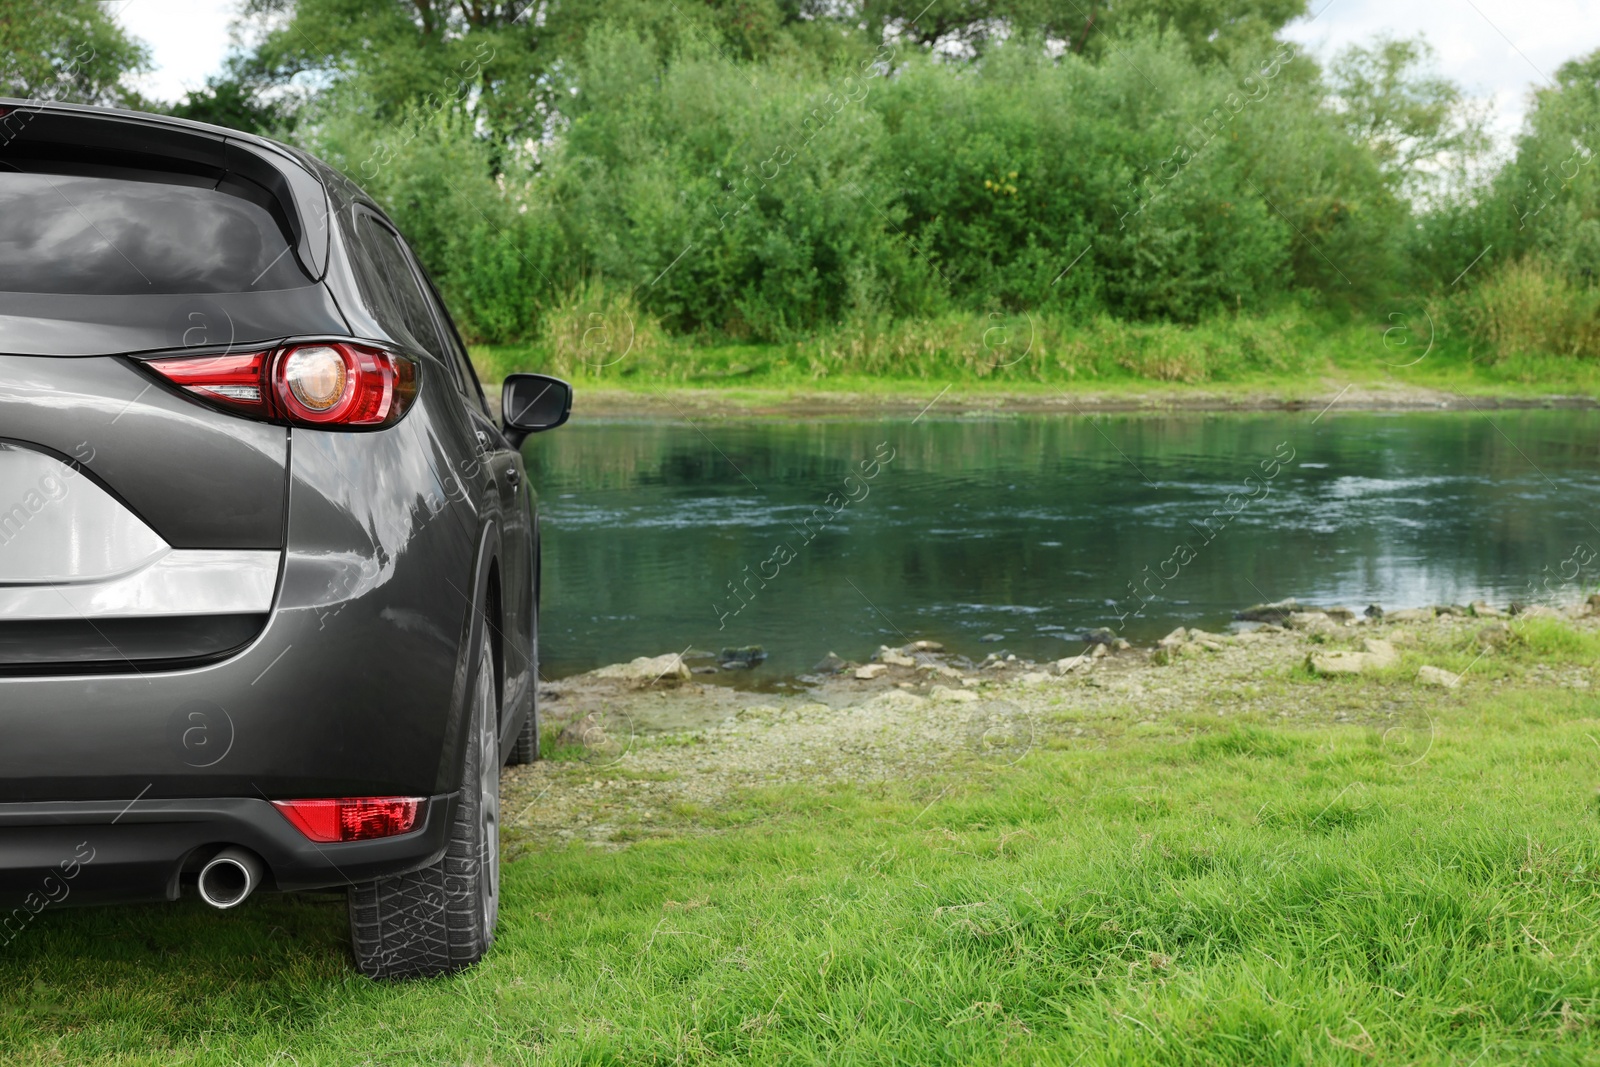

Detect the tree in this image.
[167,75,292,135]
[0,0,150,106]
[234,0,837,155]
[1499,48,1600,279]
[1327,35,1490,199]
[847,0,1305,64]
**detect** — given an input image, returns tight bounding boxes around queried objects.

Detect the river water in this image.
[526,409,1600,680]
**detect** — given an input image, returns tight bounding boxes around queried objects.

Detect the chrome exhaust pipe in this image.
[197,847,263,909]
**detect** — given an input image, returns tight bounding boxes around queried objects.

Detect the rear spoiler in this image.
[0,102,330,282]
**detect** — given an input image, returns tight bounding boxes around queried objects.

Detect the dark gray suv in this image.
[0,101,570,978]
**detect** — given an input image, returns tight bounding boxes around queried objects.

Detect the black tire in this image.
[507,696,539,765]
[347,631,500,979]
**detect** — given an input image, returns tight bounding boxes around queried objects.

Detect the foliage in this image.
[290,25,1418,343]
[1326,34,1491,199]
[1060,0,1308,63]
[875,38,1302,321]
[252,4,1519,345]
[166,76,289,136]
[1409,48,1600,355]
[547,27,942,339]
[1445,256,1600,362]
[0,0,149,106]
[1412,49,1598,282]
[304,86,562,341]
[235,0,1317,143]
[1503,50,1600,283]
[237,0,871,151]
[5,0,1600,367]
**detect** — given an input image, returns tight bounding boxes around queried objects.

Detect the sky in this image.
[114,0,240,105]
[1281,0,1600,150]
[113,0,1600,150]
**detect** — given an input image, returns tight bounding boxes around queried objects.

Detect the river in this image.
[526,409,1600,679]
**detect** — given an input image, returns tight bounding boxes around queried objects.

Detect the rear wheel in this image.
[347,630,500,979]
[507,698,539,764]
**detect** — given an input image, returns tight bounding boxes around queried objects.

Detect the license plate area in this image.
[0,441,167,585]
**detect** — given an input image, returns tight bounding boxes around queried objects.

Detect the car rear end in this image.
[0,103,479,914]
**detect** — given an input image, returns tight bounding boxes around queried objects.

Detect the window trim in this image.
[413,261,490,418]
[344,204,490,419]
[349,207,448,362]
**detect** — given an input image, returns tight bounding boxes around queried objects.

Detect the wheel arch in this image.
[432,519,503,795]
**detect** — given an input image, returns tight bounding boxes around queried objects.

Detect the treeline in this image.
[4,1,1598,364]
[323,32,1374,342]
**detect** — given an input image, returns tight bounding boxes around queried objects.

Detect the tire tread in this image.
[507,704,538,765]
[347,634,496,980]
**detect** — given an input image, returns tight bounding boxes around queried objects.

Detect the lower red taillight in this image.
[143,342,418,429]
[272,797,424,842]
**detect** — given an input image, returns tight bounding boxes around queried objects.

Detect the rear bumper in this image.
[0,792,457,908]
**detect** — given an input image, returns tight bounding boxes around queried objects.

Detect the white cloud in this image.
[113,0,239,104]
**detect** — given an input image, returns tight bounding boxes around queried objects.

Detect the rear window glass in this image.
[0,169,311,295]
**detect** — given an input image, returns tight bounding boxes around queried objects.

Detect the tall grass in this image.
[537,281,666,379]
[473,306,1356,387]
[800,308,1329,382]
[1447,256,1600,362]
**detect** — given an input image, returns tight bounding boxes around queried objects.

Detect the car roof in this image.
[0,98,315,171]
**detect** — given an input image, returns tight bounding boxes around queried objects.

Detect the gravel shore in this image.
[502,601,1600,852]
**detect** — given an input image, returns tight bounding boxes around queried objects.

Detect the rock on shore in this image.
[590,652,692,687]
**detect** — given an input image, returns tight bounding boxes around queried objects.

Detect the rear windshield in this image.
[0,169,312,295]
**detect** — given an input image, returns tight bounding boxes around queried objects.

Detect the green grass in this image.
[470,306,1600,404]
[8,671,1600,1064]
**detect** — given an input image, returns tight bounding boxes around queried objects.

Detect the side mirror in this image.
[501,373,572,447]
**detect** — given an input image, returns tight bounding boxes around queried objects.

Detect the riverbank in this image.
[509,598,1600,848]
[521,379,1600,420]
[12,600,1600,1064]
[471,310,1600,419]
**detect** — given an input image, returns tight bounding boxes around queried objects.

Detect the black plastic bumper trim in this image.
[0,614,267,675]
[0,793,457,906]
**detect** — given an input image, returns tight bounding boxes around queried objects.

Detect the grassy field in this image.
[469,307,1600,405]
[7,619,1600,1065]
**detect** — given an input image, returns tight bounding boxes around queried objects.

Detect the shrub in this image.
[285,24,1540,354]
[1450,257,1600,361]
[539,280,666,379]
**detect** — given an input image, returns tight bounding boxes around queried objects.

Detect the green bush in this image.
[875,39,1304,321]
[1412,50,1600,302]
[544,26,945,340]
[1447,257,1600,361]
[296,26,1419,345]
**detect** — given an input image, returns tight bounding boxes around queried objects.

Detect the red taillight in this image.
[144,350,272,415]
[272,797,424,842]
[143,342,418,428]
